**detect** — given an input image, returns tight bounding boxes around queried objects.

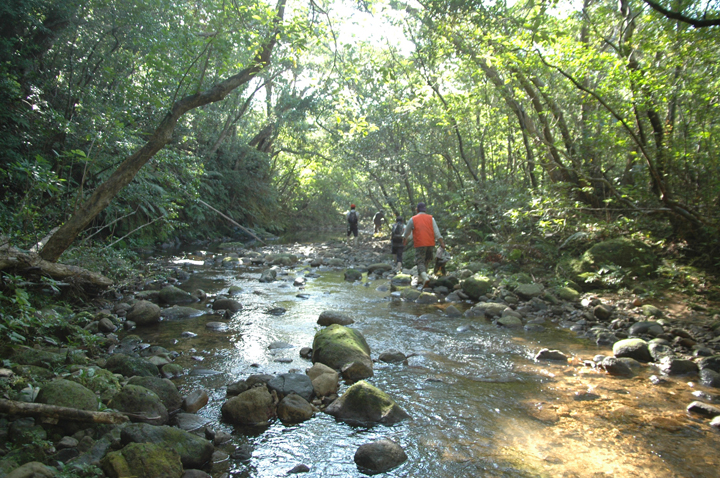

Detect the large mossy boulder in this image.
[158,285,195,305]
[9,346,66,368]
[101,442,182,478]
[344,268,363,282]
[126,300,161,326]
[108,384,169,425]
[564,238,657,289]
[390,273,412,289]
[120,423,213,469]
[324,380,410,426]
[461,275,493,300]
[311,325,373,380]
[612,338,652,363]
[36,378,98,411]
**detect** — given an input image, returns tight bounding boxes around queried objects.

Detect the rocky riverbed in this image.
[2,235,720,477]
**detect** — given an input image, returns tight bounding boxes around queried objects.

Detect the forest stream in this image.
[120,237,720,478]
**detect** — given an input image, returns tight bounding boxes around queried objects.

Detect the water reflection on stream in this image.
[129,244,720,477]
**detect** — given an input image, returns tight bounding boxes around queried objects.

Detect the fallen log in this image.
[0,244,112,290]
[0,399,129,425]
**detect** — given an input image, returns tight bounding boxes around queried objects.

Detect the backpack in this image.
[348,211,358,225]
[392,222,404,240]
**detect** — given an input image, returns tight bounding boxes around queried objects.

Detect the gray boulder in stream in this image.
[160,305,204,320]
[120,423,214,469]
[317,310,354,326]
[461,275,493,300]
[354,438,408,474]
[324,380,410,426]
[311,324,373,380]
[221,385,275,426]
[259,269,277,283]
[613,338,652,362]
[158,285,195,305]
[126,300,161,326]
[267,373,314,402]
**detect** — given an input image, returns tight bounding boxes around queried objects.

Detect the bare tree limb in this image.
[642,0,720,28]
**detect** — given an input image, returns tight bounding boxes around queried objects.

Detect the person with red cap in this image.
[346,204,360,247]
[403,202,445,289]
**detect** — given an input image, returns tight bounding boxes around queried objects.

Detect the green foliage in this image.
[55,464,104,478]
[0,274,38,345]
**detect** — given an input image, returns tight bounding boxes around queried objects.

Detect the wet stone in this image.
[287,464,310,474]
[687,401,720,418]
[535,349,568,362]
[602,357,634,377]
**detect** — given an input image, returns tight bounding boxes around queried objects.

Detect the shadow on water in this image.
[128,244,720,478]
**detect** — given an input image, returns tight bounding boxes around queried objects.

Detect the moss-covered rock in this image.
[120,423,213,469]
[67,366,122,402]
[101,442,182,478]
[612,338,652,363]
[324,380,410,426]
[108,384,169,425]
[514,283,543,300]
[344,269,363,282]
[396,287,420,299]
[461,275,493,300]
[126,376,183,412]
[126,300,161,326]
[221,385,275,426]
[35,378,98,411]
[641,304,664,318]
[555,286,580,301]
[8,346,66,368]
[105,354,159,378]
[368,263,392,274]
[312,325,373,379]
[158,286,194,305]
[267,253,298,266]
[562,238,657,289]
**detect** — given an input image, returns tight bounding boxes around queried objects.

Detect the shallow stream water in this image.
[127,242,720,478]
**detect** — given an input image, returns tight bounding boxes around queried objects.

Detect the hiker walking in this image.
[403,202,445,289]
[373,210,386,234]
[391,216,405,271]
[346,204,360,247]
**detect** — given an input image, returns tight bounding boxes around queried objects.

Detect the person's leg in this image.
[353,226,359,247]
[424,246,435,274]
[415,246,431,287]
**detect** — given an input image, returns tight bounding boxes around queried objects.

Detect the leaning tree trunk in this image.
[39,0,287,263]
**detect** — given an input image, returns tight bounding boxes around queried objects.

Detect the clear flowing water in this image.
[129,243,720,477]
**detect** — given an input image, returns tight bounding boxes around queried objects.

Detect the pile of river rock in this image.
[2,238,720,478]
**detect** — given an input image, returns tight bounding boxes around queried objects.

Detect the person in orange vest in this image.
[403,202,446,289]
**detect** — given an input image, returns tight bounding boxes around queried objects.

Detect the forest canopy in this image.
[1,0,719,270]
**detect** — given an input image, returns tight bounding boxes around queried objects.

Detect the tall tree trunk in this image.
[39,0,287,262]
